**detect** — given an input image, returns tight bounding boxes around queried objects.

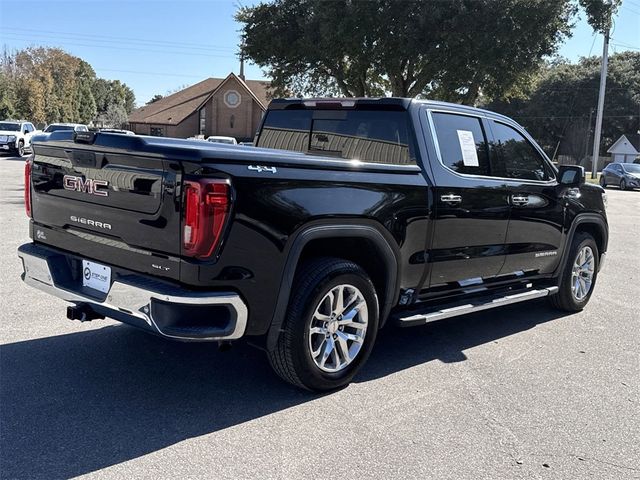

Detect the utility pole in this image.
[590,27,610,179]
[584,108,594,161]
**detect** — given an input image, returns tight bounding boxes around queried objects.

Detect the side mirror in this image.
[558,165,585,187]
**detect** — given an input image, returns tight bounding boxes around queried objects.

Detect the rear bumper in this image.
[17,243,248,341]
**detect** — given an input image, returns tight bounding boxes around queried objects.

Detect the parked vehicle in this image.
[207,136,237,145]
[44,123,89,133]
[18,98,608,391]
[100,128,135,135]
[0,120,37,156]
[600,162,640,190]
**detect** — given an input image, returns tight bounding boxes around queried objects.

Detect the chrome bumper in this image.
[18,243,248,341]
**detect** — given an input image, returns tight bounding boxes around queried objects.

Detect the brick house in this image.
[128,72,271,142]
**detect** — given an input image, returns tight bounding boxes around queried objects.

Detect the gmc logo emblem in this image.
[63,175,109,197]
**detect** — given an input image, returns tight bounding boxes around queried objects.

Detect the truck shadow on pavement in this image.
[1,299,569,478]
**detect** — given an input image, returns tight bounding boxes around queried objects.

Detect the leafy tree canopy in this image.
[486,52,640,161]
[237,0,576,103]
[579,0,622,33]
[146,94,164,104]
[0,47,135,125]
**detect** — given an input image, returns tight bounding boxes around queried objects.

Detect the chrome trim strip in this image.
[398,287,559,325]
[18,248,248,341]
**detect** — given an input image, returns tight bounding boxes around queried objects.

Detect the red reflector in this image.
[182,179,230,258]
[24,158,32,218]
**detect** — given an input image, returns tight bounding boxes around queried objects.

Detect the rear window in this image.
[44,125,74,132]
[257,109,416,165]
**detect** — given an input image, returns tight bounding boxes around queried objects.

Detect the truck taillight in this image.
[24,158,32,218]
[182,179,230,258]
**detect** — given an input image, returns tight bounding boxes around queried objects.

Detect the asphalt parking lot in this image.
[0,155,638,479]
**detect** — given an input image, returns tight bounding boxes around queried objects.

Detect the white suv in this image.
[0,120,37,157]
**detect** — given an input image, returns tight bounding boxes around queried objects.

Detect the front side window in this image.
[431,112,491,176]
[489,121,553,181]
[622,163,640,173]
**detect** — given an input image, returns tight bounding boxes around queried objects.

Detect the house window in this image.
[199,108,206,135]
[150,127,164,137]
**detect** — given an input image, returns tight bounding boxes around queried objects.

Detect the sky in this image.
[0,0,638,106]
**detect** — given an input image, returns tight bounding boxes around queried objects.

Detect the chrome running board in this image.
[397,286,559,327]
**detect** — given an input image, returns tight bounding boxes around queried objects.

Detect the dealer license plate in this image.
[82,260,111,293]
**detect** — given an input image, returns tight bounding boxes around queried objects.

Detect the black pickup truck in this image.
[18,98,608,391]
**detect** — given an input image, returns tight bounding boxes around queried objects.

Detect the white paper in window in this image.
[456,130,479,167]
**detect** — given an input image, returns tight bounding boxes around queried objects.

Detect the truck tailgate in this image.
[30,139,182,280]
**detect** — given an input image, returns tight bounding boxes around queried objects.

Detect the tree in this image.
[146,94,164,104]
[0,71,16,119]
[94,78,136,121]
[103,104,128,128]
[486,52,640,162]
[237,0,576,103]
[1,47,135,124]
[74,60,97,123]
[579,0,622,33]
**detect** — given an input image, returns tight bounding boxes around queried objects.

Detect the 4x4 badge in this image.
[248,165,277,173]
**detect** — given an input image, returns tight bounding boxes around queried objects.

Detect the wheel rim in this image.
[308,284,368,373]
[571,246,595,301]
[621,180,626,190]
[18,144,24,156]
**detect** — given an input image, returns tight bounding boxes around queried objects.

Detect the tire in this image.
[17,141,24,157]
[268,257,379,391]
[620,178,627,190]
[549,232,599,312]
[599,175,606,188]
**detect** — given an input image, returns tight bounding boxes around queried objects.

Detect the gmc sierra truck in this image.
[18,98,608,391]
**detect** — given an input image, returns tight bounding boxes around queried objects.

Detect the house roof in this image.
[625,134,640,152]
[607,134,640,154]
[128,74,271,126]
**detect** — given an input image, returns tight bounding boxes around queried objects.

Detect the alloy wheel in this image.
[308,284,368,373]
[571,246,595,301]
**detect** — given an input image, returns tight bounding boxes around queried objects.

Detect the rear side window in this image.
[258,109,415,165]
[431,112,491,176]
[489,121,553,181]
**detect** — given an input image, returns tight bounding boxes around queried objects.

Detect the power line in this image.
[611,43,640,51]
[620,4,640,15]
[1,27,237,53]
[610,37,640,48]
[1,35,237,58]
[93,68,204,79]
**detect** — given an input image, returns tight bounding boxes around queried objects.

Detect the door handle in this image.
[440,193,462,204]
[511,194,529,206]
